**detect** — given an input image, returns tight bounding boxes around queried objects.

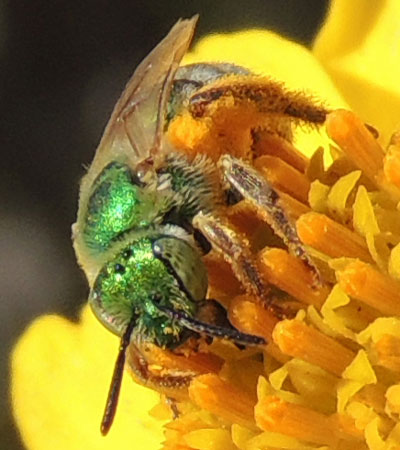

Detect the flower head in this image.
[12,2,400,449]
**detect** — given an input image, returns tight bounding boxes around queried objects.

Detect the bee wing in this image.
[82,16,198,192]
[74,17,197,282]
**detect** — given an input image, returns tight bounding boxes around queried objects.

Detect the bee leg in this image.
[127,346,191,420]
[127,343,193,390]
[189,76,328,126]
[193,212,264,295]
[219,154,321,286]
[165,397,180,419]
[192,212,287,318]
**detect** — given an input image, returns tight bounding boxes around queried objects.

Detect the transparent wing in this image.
[82,16,198,192]
[75,17,197,282]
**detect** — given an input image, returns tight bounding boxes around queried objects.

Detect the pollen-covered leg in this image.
[219,154,321,286]
[127,343,193,392]
[193,212,287,318]
[188,75,328,126]
[168,76,329,161]
[193,212,265,295]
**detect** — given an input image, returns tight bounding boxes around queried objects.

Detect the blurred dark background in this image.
[0,1,328,448]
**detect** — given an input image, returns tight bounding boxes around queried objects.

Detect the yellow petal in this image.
[11,305,166,450]
[314,0,400,142]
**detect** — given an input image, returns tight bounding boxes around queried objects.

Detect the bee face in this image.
[89,234,173,338]
[89,228,207,347]
[74,15,326,434]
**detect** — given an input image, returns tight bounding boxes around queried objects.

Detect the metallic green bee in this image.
[73,16,322,435]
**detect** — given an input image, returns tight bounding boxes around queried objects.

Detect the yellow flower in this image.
[12,1,400,449]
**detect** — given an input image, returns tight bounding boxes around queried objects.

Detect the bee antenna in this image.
[156,303,266,346]
[100,315,136,435]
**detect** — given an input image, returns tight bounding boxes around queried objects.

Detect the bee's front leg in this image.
[125,344,193,420]
[126,343,193,390]
[218,154,321,286]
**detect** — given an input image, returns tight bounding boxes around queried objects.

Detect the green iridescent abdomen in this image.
[89,230,207,348]
[82,162,156,252]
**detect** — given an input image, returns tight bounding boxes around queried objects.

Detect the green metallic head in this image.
[89,227,208,349]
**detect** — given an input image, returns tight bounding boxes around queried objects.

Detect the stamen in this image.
[257,247,329,307]
[254,155,310,204]
[189,374,256,429]
[336,260,400,316]
[252,131,308,172]
[225,200,266,237]
[228,294,279,341]
[326,110,385,185]
[278,192,310,220]
[354,383,387,414]
[255,396,362,446]
[297,212,373,262]
[383,132,400,192]
[273,319,355,376]
[374,334,400,372]
[203,252,242,305]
